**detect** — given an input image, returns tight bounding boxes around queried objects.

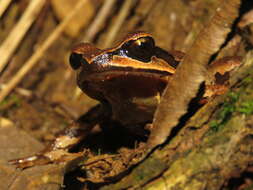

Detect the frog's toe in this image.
[9,151,85,169]
[8,155,51,169]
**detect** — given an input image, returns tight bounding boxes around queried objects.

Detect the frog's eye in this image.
[122,37,155,62]
[69,53,88,70]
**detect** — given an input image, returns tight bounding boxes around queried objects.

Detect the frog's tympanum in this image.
[10,32,239,169]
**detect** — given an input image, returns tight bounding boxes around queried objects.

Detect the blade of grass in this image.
[0,0,13,18]
[82,0,117,42]
[0,0,88,103]
[102,0,134,48]
[0,0,46,73]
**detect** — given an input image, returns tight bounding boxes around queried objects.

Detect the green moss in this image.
[209,121,220,132]
[209,92,239,133]
[243,76,253,84]
[208,74,253,133]
[237,100,253,115]
[0,95,21,108]
[207,61,253,133]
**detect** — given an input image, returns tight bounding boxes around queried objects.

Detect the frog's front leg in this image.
[204,56,242,98]
[9,104,108,169]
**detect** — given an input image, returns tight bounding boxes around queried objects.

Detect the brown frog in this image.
[10,32,240,169]
[70,32,180,126]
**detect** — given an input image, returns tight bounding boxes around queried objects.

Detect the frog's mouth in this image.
[84,67,171,81]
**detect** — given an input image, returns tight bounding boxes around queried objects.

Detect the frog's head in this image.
[69,32,178,103]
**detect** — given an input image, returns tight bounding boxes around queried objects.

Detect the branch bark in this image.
[148,0,241,148]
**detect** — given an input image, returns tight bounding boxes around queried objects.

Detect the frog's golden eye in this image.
[69,53,89,70]
[122,37,155,62]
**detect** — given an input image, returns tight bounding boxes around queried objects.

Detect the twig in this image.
[0,0,88,102]
[102,0,134,48]
[82,0,117,42]
[0,0,12,18]
[0,84,32,97]
[0,0,46,73]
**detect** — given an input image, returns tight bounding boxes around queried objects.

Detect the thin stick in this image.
[0,0,87,102]
[0,0,46,73]
[82,0,117,42]
[0,0,12,18]
[0,84,32,97]
[102,0,134,48]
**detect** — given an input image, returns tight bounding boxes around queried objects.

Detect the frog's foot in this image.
[9,150,85,169]
[9,126,87,169]
[9,154,51,169]
[8,105,106,169]
[9,125,89,169]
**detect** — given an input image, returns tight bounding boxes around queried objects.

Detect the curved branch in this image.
[148,0,241,148]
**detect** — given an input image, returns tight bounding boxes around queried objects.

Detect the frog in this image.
[9,32,241,169]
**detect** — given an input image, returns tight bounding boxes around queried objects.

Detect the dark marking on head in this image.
[154,47,180,68]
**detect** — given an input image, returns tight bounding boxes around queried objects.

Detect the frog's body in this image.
[10,32,240,169]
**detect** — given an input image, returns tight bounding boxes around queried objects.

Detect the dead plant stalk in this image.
[0,0,88,102]
[0,0,46,73]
